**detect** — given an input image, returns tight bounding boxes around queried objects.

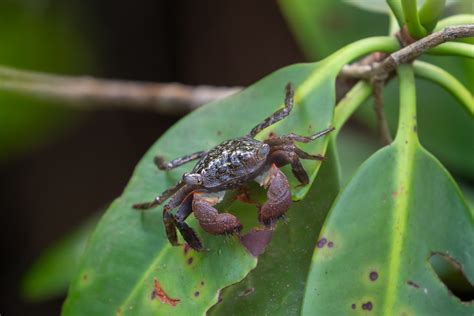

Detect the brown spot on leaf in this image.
[317,238,327,248]
[201,281,205,286]
[187,257,193,265]
[82,274,88,281]
[351,303,356,310]
[238,287,255,297]
[240,228,273,257]
[151,278,181,307]
[183,244,191,255]
[194,291,200,297]
[116,308,122,316]
[362,301,373,311]
[327,241,334,248]
[407,280,419,288]
[369,271,378,281]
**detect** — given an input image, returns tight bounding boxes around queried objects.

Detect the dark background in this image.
[0,0,304,314]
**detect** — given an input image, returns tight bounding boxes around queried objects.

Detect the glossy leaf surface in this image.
[302,65,474,315]
[63,58,344,315]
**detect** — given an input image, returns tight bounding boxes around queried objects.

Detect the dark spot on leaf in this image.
[151,278,181,307]
[116,308,122,316]
[217,130,222,136]
[187,257,193,265]
[82,274,88,281]
[369,271,378,281]
[238,287,255,297]
[183,244,191,255]
[201,281,205,286]
[430,252,474,303]
[194,291,200,297]
[413,125,417,133]
[406,280,419,288]
[240,228,273,257]
[268,132,277,138]
[317,238,327,248]
[351,303,356,310]
[362,301,373,311]
[327,241,334,248]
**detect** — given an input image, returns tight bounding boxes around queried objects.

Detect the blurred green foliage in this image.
[0,1,93,162]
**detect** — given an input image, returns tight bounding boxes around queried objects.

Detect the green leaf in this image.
[62,68,331,315]
[21,215,98,301]
[302,65,474,314]
[302,143,474,314]
[208,144,340,315]
[63,35,397,315]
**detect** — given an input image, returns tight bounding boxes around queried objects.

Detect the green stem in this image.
[414,61,473,117]
[418,0,446,32]
[401,0,427,39]
[299,37,398,99]
[395,64,418,144]
[435,14,474,31]
[333,81,373,135]
[326,37,399,70]
[428,42,474,58]
[387,0,405,27]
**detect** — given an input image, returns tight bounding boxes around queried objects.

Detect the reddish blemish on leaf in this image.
[151,278,181,307]
[187,257,194,265]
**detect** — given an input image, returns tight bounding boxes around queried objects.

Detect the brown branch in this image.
[0,25,471,116]
[341,24,474,79]
[0,66,241,115]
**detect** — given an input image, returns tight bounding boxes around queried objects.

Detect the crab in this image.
[133,83,334,251]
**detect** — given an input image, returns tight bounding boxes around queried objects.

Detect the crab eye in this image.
[183,173,203,185]
[257,144,270,159]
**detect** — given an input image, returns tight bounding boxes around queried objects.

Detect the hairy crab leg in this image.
[154,151,206,171]
[247,83,294,138]
[278,127,335,143]
[132,180,185,210]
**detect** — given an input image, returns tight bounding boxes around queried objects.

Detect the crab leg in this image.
[168,193,203,251]
[258,164,292,226]
[247,83,294,138]
[132,180,185,210]
[154,151,206,171]
[159,185,197,245]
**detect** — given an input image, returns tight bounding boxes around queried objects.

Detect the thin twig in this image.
[0,25,471,116]
[0,66,241,115]
[341,24,474,79]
